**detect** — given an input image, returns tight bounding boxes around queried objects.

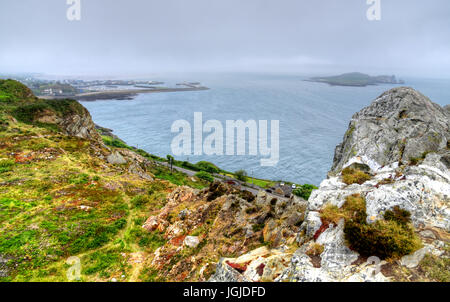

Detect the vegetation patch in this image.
[0,159,15,173]
[419,248,450,282]
[320,194,422,260]
[131,195,150,209]
[126,226,166,251]
[235,170,248,182]
[409,151,431,166]
[293,184,318,200]
[195,161,220,174]
[306,243,324,256]
[195,171,214,183]
[341,167,372,185]
[102,136,131,150]
[151,166,208,190]
[252,223,265,232]
[82,249,125,278]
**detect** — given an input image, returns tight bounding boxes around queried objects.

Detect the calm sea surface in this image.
[81,74,450,185]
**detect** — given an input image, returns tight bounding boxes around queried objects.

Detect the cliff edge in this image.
[211,87,449,282]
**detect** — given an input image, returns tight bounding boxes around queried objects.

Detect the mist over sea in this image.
[81,73,450,185]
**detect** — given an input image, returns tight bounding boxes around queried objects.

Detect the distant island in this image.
[305,72,405,87]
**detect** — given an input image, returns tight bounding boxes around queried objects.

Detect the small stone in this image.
[400,247,431,268]
[419,230,437,240]
[184,236,200,248]
[107,152,127,165]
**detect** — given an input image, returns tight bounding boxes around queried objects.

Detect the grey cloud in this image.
[0,0,449,77]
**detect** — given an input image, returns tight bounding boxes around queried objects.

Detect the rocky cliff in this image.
[331,87,449,173]
[211,87,449,282]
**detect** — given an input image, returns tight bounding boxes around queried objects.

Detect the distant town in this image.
[0,73,209,100]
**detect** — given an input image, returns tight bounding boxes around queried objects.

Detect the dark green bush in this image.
[181,161,200,171]
[344,219,422,260]
[235,170,248,182]
[195,171,214,182]
[320,194,422,260]
[252,223,265,232]
[342,199,421,259]
[293,184,318,200]
[195,161,220,173]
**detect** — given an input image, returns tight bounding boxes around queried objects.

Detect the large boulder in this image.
[331,87,449,174]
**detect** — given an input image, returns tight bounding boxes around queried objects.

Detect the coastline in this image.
[40,86,210,101]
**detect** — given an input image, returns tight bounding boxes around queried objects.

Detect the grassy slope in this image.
[0,80,208,281]
[0,116,175,281]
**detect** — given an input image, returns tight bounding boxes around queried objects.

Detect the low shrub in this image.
[345,219,422,260]
[195,171,214,182]
[235,170,248,182]
[195,161,220,174]
[320,194,366,225]
[341,167,371,185]
[181,161,200,171]
[293,184,318,200]
[320,194,422,260]
[69,173,90,185]
[420,251,450,282]
[239,190,255,202]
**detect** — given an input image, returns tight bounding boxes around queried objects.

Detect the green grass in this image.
[151,166,208,189]
[419,247,450,282]
[102,136,131,150]
[126,226,166,250]
[0,159,15,173]
[250,178,275,189]
[82,248,126,278]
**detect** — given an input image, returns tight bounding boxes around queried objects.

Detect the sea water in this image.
[81,73,450,185]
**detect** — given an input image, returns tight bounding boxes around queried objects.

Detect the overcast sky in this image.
[1,0,449,78]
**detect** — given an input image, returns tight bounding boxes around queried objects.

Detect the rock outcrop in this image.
[210,87,450,282]
[331,87,449,174]
[58,107,103,143]
[34,103,103,144]
[140,182,307,281]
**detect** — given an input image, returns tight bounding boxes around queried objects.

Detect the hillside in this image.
[0,80,301,281]
[0,81,448,282]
